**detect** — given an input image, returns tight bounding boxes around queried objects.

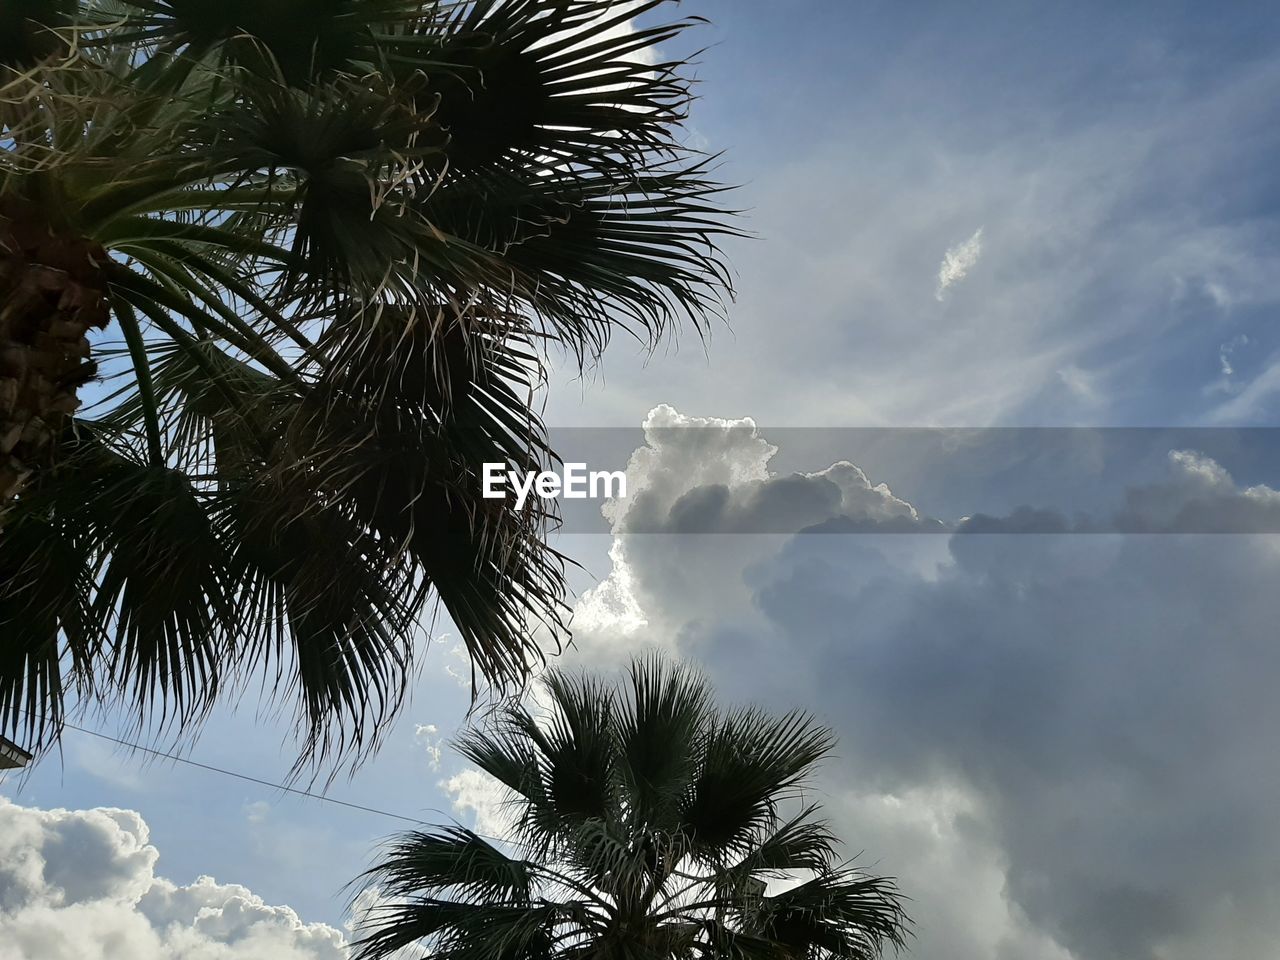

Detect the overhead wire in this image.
[5,711,521,848]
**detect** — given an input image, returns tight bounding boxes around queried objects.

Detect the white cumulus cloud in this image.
[440,769,516,841]
[0,798,348,960]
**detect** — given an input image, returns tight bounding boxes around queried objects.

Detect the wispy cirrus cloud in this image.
[414,724,443,772]
[935,227,984,300]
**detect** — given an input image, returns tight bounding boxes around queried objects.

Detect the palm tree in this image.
[353,657,911,959]
[0,1,735,768]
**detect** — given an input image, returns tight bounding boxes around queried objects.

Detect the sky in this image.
[7,2,1280,958]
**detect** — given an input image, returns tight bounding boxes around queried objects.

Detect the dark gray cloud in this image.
[624,460,943,534]
[740,530,1280,960]
[573,411,1280,960]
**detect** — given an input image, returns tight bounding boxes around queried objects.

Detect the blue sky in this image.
[546,0,1280,429]
[6,4,1280,959]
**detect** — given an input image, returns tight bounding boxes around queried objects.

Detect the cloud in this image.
[1219,334,1249,378]
[414,724,442,773]
[571,405,792,664]
[0,798,348,959]
[573,539,649,639]
[440,769,515,841]
[747,529,1280,960]
[243,801,270,826]
[935,227,984,300]
[1109,449,1280,533]
[425,636,472,691]
[949,446,1280,535]
[545,51,1280,430]
[569,409,1280,960]
[1056,363,1103,406]
[1207,359,1280,423]
[605,406,933,536]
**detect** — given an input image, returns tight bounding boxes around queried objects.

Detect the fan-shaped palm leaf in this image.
[0,0,738,772]
[354,657,911,959]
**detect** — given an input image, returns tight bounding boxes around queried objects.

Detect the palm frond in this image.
[399,0,693,175]
[1,431,233,741]
[617,653,713,832]
[716,809,840,889]
[355,658,911,960]
[354,865,567,960]
[105,0,428,83]
[362,825,536,902]
[0,488,98,748]
[420,158,740,358]
[682,708,836,862]
[746,870,911,960]
[525,667,619,826]
[2,1,736,775]
[0,0,75,68]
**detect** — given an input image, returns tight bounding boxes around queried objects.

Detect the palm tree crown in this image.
[353,657,911,959]
[0,1,736,769]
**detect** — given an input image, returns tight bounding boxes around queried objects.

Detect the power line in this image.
[54,719,433,828]
[10,712,523,849]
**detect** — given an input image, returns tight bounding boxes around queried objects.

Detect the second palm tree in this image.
[354,656,911,960]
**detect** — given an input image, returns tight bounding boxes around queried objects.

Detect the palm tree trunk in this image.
[0,197,109,507]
